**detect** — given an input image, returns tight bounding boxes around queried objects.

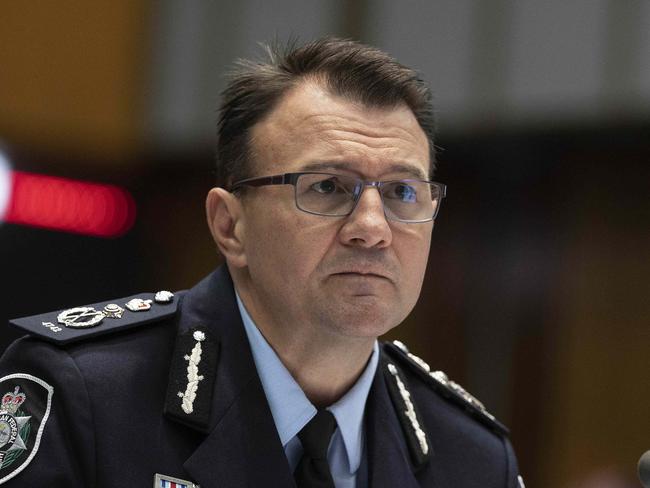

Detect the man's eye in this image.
[310,179,339,194]
[386,183,417,203]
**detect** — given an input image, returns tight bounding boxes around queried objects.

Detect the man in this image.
[0,38,522,487]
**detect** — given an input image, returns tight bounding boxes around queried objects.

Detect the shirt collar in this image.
[235,291,378,474]
[328,340,378,473]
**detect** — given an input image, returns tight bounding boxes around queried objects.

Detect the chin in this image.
[347,324,397,339]
[322,305,403,339]
[311,291,412,336]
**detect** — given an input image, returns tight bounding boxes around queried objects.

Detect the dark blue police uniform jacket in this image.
[0,266,521,487]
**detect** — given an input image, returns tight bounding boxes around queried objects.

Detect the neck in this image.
[234,280,375,407]
[273,333,375,407]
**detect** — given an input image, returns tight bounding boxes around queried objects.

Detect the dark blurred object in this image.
[639,451,650,488]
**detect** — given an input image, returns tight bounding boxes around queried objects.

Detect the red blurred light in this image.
[4,171,136,237]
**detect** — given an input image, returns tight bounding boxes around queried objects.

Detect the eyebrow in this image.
[300,161,428,180]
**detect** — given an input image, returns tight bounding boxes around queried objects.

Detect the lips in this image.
[325,255,398,283]
[331,270,393,282]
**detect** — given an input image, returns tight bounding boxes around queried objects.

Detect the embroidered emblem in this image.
[518,475,526,488]
[164,327,218,430]
[0,374,54,484]
[154,472,199,488]
[446,379,494,420]
[429,365,495,421]
[103,303,124,319]
[57,307,105,328]
[392,340,498,423]
[392,339,410,354]
[177,331,206,414]
[387,363,428,456]
[0,386,30,470]
[429,369,448,385]
[392,340,433,372]
[154,291,174,304]
[124,298,152,312]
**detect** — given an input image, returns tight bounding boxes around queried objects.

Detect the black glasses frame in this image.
[230,172,447,223]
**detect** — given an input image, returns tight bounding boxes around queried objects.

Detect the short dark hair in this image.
[215,37,436,188]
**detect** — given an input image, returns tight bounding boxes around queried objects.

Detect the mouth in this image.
[331,271,392,282]
[329,271,394,297]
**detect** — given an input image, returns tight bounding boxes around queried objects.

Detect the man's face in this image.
[233,81,433,340]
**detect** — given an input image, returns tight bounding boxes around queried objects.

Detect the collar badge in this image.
[57,307,105,328]
[154,290,174,304]
[103,304,124,319]
[125,298,153,312]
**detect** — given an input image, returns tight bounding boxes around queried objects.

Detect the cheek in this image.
[244,210,333,282]
[397,230,432,284]
[247,220,291,270]
[280,220,338,277]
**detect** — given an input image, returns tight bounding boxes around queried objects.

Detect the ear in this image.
[206,187,247,268]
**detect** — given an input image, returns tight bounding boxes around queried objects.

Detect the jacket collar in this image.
[166,266,295,487]
[364,351,424,488]
[163,266,425,488]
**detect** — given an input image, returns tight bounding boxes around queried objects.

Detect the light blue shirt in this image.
[236,292,378,488]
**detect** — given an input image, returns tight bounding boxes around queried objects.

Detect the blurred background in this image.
[1,1,648,486]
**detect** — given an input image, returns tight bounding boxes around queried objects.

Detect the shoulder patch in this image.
[9,291,180,345]
[0,373,54,484]
[383,340,509,436]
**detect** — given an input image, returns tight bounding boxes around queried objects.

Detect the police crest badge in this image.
[0,374,53,484]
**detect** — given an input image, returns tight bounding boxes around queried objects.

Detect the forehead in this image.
[249,81,430,179]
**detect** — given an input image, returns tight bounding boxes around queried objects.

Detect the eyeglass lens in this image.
[295,173,441,222]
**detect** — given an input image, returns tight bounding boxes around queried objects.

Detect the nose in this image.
[338,186,392,248]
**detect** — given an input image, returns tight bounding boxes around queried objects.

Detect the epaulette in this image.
[9,291,180,345]
[383,340,509,436]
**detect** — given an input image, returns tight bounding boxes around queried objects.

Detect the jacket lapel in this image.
[165,267,295,487]
[365,354,423,488]
[182,372,295,487]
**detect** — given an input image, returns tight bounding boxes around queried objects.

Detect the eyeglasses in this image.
[230,172,447,223]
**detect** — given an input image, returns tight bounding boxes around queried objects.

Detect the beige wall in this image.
[539,164,650,486]
[0,2,149,162]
